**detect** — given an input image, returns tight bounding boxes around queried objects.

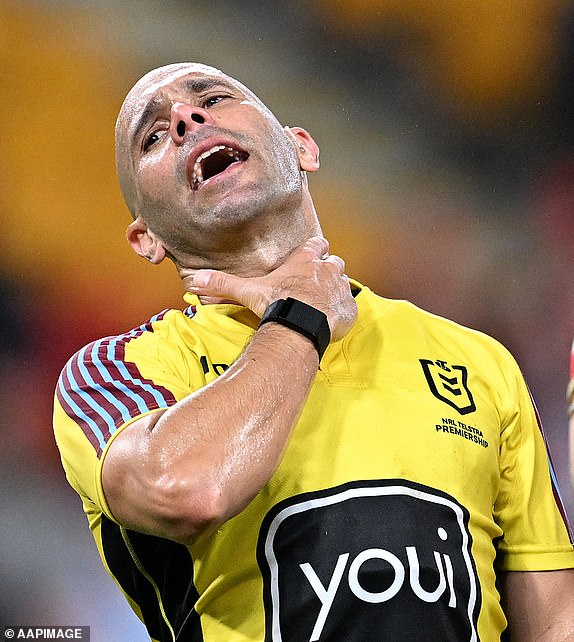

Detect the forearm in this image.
[105,322,319,542]
[156,323,317,508]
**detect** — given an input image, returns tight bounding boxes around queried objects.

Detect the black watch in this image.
[258,298,331,361]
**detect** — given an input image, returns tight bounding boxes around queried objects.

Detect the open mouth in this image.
[190,145,249,190]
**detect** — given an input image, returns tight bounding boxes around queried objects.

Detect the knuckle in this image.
[304,236,329,256]
[210,271,226,289]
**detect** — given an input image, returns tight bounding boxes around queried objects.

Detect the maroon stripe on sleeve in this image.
[57,310,182,457]
[56,365,105,457]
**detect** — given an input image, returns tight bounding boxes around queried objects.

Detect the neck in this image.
[177,197,322,291]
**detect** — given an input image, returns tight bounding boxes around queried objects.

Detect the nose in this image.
[170,102,213,143]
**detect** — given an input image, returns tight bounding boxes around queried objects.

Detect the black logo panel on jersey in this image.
[257,479,481,642]
[420,359,477,415]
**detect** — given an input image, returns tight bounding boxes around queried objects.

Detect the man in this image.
[54,62,574,641]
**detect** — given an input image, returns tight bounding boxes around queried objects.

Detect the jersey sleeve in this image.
[493,354,574,571]
[53,313,205,523]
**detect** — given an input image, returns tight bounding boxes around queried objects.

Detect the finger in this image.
[322,254,346,274]
[298,236,330,260]
[190,270,267,316]
[191,269,246,299]
[190,269,219,290]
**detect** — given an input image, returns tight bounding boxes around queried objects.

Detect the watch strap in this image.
[258,298,331,361]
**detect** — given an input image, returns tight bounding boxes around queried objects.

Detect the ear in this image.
[284,126,320,173]
[126,216,167,264]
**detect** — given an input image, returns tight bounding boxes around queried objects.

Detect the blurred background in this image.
[2,0,574,638]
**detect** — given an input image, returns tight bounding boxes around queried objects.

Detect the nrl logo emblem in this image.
[419,359,476,415]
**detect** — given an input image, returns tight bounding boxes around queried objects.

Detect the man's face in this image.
[116,64,308,255]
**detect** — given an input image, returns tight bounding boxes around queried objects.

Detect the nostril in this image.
[191,113,205,124]
[177,120,186,137]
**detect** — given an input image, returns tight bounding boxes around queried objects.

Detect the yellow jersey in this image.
[53,282,574,641]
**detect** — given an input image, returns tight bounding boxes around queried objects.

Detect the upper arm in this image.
[100,409,203,542]
[493,360,574,639]
[500,570,574,641]
[494,361,573,570]
[54,329,198,536]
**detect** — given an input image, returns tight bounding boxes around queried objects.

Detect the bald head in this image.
[115,61,321,271]
[115,63,278,217]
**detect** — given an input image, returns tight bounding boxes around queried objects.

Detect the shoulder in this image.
[55,307,197,448]
[357,284,518,368]
[63,306,196,372]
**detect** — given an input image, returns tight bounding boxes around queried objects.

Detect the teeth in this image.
[192,145,241,185]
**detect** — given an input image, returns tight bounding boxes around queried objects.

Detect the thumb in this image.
[192,269,224,290]
[190,269,266,315]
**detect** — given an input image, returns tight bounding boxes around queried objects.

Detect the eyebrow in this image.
[130,78,234,146]
[180,77,232,94]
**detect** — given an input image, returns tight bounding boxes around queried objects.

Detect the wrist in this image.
[258,298,331,361]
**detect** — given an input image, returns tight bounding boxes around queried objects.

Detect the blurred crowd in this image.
[2,1,574,638]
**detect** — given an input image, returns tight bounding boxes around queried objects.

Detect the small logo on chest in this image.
[419,359,476,415]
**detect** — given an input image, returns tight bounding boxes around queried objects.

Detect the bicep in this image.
[101,410,179,539]
[500,569,574,641]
